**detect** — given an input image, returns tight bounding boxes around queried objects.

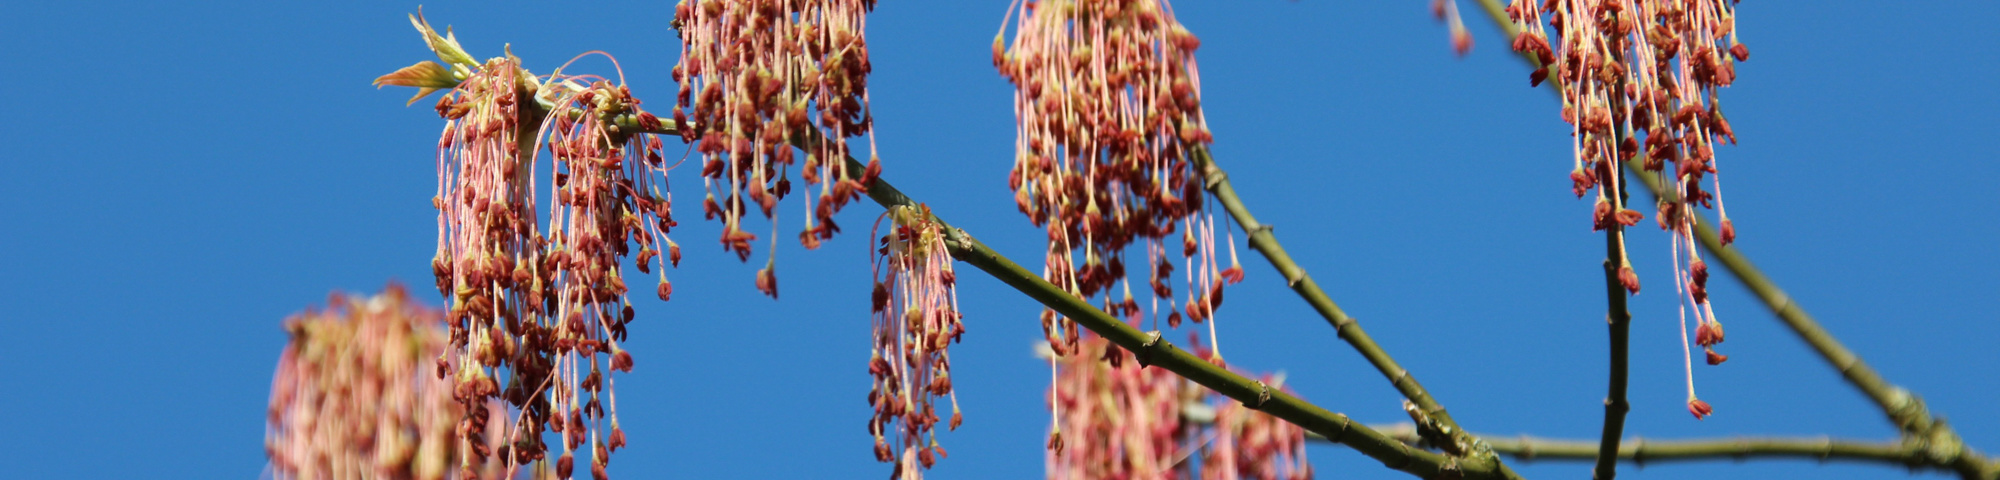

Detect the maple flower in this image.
[868,204,965,479]
[1506,0,1747,418]
[670,0,884,297]
[996,0,1244,444]
[266,285,511,480]
[1047,336,1311,480]
[383,14,677,476]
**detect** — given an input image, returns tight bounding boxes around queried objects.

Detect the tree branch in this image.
[1466,3,1996,478]
[1361,422,1995,477]
[1594,211,1634,480]
[622,121,1509,479]
[1190,147,1511,474]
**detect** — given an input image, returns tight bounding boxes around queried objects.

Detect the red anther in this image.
[872,282,891,312]
[874,438,894,462]
[1730,43,1750,61]
[1570,168,1596,197]
[1221,266,1245,284]
[1705,347,1730,365]
[1695,322,1720,346]
[1688,398,1714,420]
[755,266,779,299]
[1618,266,1641,295]
[1719,219,1736,245]
[1615,208,1644,227]
[1593,199,1615,231]
[611,349,634,372]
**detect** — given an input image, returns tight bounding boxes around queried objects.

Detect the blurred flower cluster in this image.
[1504,0,1744,418]
[867,205,966,478]
[267,285,512,480]
[1047,336,1311,480]
[671,0,884,296]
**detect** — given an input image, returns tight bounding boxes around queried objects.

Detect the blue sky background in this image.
[2,2,1995,479]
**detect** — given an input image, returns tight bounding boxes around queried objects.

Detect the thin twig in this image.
[1594,202,1634,480]
[1365,423,1944,470]
[1190,146,1500,465]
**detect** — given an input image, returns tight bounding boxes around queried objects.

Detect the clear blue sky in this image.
[2,2,1995,479]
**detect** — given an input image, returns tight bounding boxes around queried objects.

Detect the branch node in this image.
[1203,168,1228,189]
[1632,437,1648,467]
[1249,380,1273,410]
[1135,330,1163,368]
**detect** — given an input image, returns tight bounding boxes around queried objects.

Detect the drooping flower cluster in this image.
[996,0,1242,449]
[266,285,511,480]
[1047,336,1311,480]
[389,14,675,478]
[1505,0,1745,419]
[671,0,884,297]
[868,205,966,479]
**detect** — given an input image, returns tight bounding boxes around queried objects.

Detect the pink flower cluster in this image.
[671,0,885,297]
[1505,0,1745,419]
[867,205,966,479]
[1048,336,1311,480]
[995,0,1244,443]
[266,285,511,480]
[417,30,673,475]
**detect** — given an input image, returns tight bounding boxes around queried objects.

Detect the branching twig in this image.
[1365,422,2000,478]
[1190,147,1493,457]
[620,122,1511,479]
[1468,3,1996,478]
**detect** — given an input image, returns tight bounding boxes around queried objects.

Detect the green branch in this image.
[1367,423,1942,468]
[1190,147,1500,464]
[616,121,1508,479]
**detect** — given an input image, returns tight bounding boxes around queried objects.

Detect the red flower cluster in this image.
[867,205,965,479]
[267,285,511,480]
[995,0,1244,442]
[671,0,884,297]
[1048,336,1312,480]
[1506,0,1745,419]
[400,14,674,475]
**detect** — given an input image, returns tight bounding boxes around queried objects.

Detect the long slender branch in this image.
[847,147,1506,480]
[618,121,1506,479]
[1363,423,1951,470]
[1190,147,1491,456]
[1466,3,1996,478]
